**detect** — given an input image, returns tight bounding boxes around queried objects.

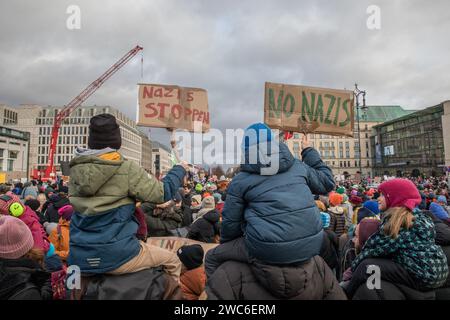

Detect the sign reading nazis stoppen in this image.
[137,83,210,132]
[264,82,354,137]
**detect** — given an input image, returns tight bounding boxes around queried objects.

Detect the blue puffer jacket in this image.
[221,142,335,264]
[69,204,141,274]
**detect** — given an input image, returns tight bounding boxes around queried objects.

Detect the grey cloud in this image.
[1,0,450,142]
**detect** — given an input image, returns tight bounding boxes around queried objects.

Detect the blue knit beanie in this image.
[242,123,273,150]
[437,195,448,205]
[363,200,380,215]
[430,202,449,220]
[320,212,331,229]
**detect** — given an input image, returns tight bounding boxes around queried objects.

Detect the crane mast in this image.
[42,45,143,180]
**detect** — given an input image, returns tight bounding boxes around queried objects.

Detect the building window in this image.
[0,148,3,158]
[9,151,18,159]
[7,159,14,171]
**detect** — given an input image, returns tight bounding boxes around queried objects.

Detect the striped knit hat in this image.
[0,215,34,259]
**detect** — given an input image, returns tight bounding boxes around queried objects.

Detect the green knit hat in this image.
[336,186,346,194]
[195,183,203,193]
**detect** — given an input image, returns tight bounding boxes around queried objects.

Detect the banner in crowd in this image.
[264,82,355,137]
[147,237,218,255]
[137,83,210,132]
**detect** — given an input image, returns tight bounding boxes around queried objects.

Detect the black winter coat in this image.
[206,256,346,300]
[0,258,52,300]
[187,210,220,243]
[181,193,193,227]
[70,267,182,300]
[352,281,436,300]
[320,230,339,271]
[44,197,71,224]
[423,210,450,246]
[141,203,183,237]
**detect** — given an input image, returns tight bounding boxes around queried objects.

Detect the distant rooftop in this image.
[373,102,445,129]
[358,105,416,123]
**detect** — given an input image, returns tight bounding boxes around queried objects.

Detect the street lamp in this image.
[353,83,367,180]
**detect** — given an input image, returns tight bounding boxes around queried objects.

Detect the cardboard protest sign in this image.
[264,82,354,137]
[147,237,218,255]
[137,83,210,132]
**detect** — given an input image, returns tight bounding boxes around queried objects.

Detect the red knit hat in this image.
[0,215,34,259]
[378,179,421,210]
[0,192,24,216]
[329,192,344,207]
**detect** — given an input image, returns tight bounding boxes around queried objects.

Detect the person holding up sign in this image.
[204,123,344,300]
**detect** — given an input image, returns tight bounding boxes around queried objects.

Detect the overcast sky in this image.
[1,0,450,153]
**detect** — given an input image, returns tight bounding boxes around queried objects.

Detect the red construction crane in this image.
[38,45,143,181]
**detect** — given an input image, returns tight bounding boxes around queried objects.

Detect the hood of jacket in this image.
[250,260,309,299]
[69,147,124,197]
[240,141,294,175]
[329,206,345,215]
[161,206,183,223]
[203,209,220,224]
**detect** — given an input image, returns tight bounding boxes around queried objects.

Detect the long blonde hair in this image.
[383,207,415,239]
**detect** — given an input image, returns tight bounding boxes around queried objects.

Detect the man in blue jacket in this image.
[205,123,335,278]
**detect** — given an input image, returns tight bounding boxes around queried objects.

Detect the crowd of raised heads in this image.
[0,115,449,300]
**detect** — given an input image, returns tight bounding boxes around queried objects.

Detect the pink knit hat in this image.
[0,215,34,259]
[378,178,421,211]
[0,192,23,216]
[58,204,74,221]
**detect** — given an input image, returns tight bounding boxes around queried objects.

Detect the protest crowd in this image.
[1,114,449,300]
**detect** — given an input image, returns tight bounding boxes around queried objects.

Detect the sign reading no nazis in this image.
[264,82,355,137]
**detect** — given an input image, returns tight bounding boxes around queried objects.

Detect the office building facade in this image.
[372,101,450,177]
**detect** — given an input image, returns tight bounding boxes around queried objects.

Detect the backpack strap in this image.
[57,224,62,242]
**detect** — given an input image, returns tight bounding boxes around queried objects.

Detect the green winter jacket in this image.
[69,149,164,215]
[68,148,186,273]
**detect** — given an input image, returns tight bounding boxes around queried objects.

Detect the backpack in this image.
[51,265,67,300]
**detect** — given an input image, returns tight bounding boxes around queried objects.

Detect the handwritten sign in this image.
[264,82,354,137]
[147,237,218,256]
[137,84,210,132]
